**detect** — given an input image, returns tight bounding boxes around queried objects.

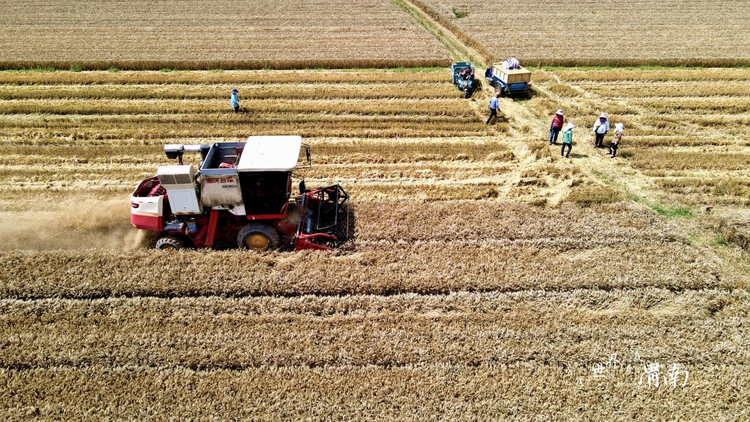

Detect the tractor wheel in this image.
[237,223,280,251]
[155,236,183,250]
[464,88,471,99]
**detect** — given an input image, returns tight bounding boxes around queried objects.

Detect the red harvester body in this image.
[130,136,350,251]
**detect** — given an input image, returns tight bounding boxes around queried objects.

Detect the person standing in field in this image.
[549,109,564,145]
[592,113,609,148]
[561,122,575,158]
[231,88,240,113]
[609,123,624,158]
[487,93,499,124]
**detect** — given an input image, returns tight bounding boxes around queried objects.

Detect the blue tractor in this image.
[451,62,477,98]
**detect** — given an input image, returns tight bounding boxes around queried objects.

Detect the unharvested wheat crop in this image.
[415,0,750,66]
[0,0,449,69]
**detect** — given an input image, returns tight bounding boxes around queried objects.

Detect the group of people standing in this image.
[548,110,576,157]
[548,110,624,158]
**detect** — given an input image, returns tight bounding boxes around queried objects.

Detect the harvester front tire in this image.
[238,223,280,252]
[155,236,183,250]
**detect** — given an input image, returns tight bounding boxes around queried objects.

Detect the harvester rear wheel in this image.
[155,236,183,250]
[238,223,280,252]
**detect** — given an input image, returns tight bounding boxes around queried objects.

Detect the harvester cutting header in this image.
[130,136,350,251]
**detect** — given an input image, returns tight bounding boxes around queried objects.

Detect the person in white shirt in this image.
[592,113,610,148]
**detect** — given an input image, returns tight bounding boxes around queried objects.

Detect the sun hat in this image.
[615,123,624,131]
[599,113,608,119]
[564,122,575,131]
[556,109,563,115]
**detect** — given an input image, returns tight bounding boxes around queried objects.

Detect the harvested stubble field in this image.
[0,68,749,420]
[414,0,750,66]
[0,0,449,70]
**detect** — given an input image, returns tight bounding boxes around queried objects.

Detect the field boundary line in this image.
[1,284,730,302]
[1,287,737,306]
[0,59,450,72]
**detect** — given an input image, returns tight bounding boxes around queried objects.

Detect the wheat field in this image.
[416,0,750,66]
[0,68,748,419]
[4,0,750,70]
[0,0,449,70]
[1,0,749,418]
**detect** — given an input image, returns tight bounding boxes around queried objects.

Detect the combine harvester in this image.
[130,136,350,251]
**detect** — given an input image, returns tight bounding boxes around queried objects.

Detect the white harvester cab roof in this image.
[237,135,302,172]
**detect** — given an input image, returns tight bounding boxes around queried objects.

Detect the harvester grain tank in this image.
[130,136,350,251]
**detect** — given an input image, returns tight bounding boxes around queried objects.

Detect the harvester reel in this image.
[155,237,183,250]
[238,223,280,251]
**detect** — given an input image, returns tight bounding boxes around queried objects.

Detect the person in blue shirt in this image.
[487,93,499,124]
[231,88,240,113]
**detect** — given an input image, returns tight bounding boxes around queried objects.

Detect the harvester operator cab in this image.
[234,136,303,216]
[160,136,309,218]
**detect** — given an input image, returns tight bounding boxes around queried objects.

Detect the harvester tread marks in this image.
[237,223,280,251]
[155,236,183,250]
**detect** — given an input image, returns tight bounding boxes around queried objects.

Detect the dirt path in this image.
[393,0,597,204]
[391,0,485,67]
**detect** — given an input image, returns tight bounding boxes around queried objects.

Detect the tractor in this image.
[130,136,350,251]
[451,62,477,98]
